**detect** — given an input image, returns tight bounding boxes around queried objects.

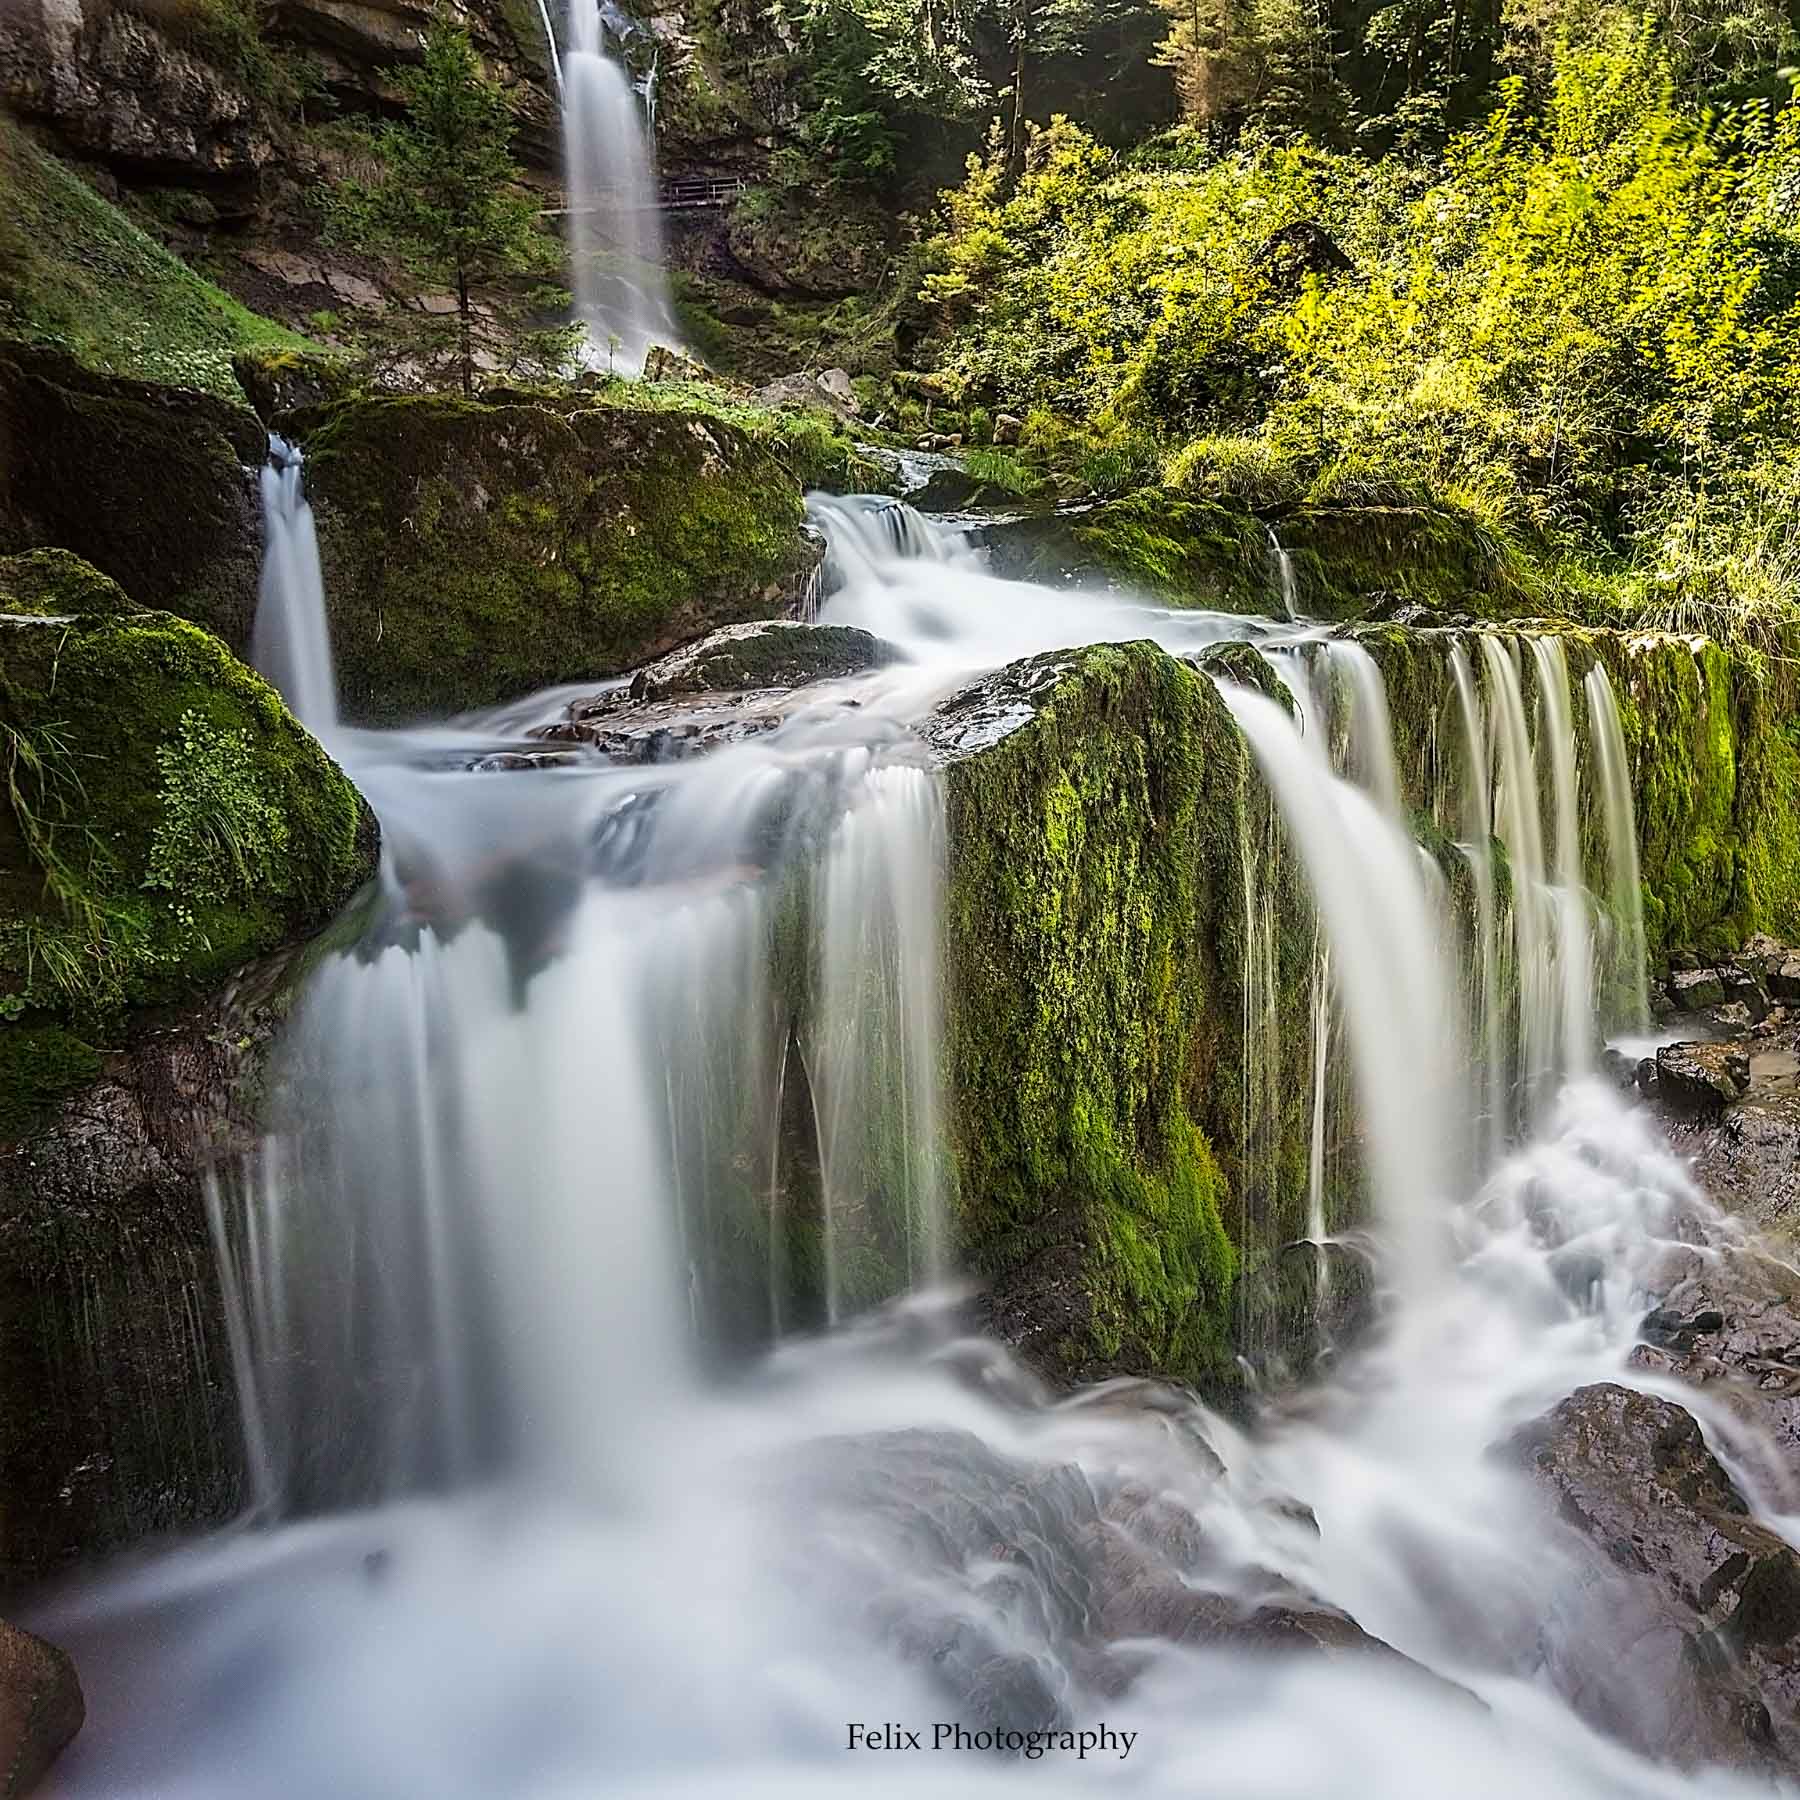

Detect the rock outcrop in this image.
[1,551,375,1579]
[1515,1382,1800,1770]
[0,344,265,643]
[928,640,1320,1394]
[284,390,826,722]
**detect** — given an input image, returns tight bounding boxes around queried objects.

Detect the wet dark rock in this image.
[1671,967,1729,1010]
[780,1416,1455,1731]
[1656,1041,1751,1111]
[1721,967,1772,1022]
[1708,1000,1756,1039]
[1516,1383,1800,1765]
[1637,1057,1661,1098]
[1777,959,1800,1003]
[0,951,321,1585]
[620,621,894,705]
[0,1619,83,1797]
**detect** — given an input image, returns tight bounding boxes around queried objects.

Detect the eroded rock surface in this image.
[0,1619,82,1797]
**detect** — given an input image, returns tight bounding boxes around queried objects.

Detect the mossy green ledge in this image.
[972,489,1527,619]
[1357,621,1800,961]
[925,639,1318,1398]
[285,391,825,724]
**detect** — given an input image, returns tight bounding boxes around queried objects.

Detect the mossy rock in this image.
[232,347,365,424]
[1,557,376,1137]
[0,548,137,617]
[1274,505,1529,622]
[974,492,1275,610]
[930,639,1319,1396]
[0,342,264,646]
[287,391,824,723]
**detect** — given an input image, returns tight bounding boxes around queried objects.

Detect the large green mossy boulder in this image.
[0,342,264,644]
[0,552,376,1139]
[930,639,1318,1396]
[290,392,825,723]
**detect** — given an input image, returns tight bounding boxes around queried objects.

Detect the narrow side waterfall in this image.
[251,439,336,737]
[563,0,680,372]
[1222,683,1465,1303]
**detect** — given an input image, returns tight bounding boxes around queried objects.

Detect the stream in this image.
[28,488,1800,1797]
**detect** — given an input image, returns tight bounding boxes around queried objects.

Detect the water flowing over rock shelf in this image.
[6,466,1800,1797]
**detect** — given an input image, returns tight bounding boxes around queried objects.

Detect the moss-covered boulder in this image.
[1273,505,1529,622]
[930,640,1318,1397]
[287,391,826,723]
[0,342,265,644]
[1,555,376,1137]
[975,493,1275,610]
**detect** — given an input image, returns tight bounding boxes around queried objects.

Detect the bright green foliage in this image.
[922,45,1800,640]
[145,712,292,904]
[326,17,568,394]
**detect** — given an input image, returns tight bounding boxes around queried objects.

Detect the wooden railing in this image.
[541,176,748,219]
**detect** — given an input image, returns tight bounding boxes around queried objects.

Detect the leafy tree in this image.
[328,16,571,394]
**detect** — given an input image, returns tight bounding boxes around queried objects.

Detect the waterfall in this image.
[1447,641,1506,1162]
[1585,663,1650,1031]
[563,0,680,374]
[1264,523,1301,620]
[1528,636,1594,1080]
[43,474,1754,1800]
[1221,684,1465,1305]
[251,439,337,738]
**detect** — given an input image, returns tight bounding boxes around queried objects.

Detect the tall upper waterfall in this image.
[562,0,680,373]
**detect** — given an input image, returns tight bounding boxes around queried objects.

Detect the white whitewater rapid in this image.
[36,486,1798,1798]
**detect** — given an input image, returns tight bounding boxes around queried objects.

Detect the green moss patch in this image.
[0,112,310,400]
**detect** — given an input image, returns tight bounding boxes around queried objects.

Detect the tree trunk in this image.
[457,265,473,399]
[1006,0,1030,186]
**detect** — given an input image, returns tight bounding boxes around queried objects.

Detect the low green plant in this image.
[144,711,291,905]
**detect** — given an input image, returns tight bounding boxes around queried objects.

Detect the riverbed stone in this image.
[0,1620,83,1797]
[1671,967,1729,1011]
[1655,1042,1751,1111]
[1514,1382,1800,1770]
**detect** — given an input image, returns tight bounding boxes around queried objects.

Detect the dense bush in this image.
[920,33,1800,632]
